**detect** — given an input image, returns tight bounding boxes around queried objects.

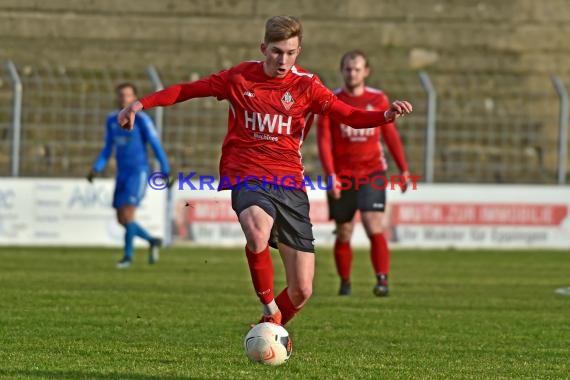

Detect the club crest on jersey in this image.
[281,91,294,110]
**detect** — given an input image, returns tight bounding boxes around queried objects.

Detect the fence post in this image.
[5,61,22,177]
[146,65,165,175]
[146,65,164,136]
[552,75,568,185]
[418,71,436,183]
[146,65,172,246]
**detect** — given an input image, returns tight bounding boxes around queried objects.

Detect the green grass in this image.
[0,246,569,379]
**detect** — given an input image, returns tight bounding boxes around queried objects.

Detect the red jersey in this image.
[317,87,408,177]
[139,62,395,190]
[208,62,336,189]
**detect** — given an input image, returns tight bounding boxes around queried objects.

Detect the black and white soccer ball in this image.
[244,322,292,366]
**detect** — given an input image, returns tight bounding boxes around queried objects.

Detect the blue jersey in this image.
[92,111,170,175]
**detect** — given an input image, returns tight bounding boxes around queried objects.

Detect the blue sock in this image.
[124,223,137,260]
[133,222,154,242]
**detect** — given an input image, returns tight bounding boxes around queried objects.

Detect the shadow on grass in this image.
[0,369,196,380]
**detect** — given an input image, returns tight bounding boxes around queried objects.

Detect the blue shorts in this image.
[113,170,148,209]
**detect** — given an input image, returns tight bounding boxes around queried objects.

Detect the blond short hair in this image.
[264,16,303,44]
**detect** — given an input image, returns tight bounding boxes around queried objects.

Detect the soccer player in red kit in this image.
[317,50,410,297]
[118,17,412,326]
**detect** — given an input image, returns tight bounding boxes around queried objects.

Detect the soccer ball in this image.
[244,322,292,366]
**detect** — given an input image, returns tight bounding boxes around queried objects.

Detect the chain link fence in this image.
[431,73,560,183]
[8,64,155,178]
[1,62,568,184]
[159,69,228,178]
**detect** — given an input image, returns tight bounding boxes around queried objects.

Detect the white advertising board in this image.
[0,178,167,246]
[2,178,568,249]
[170,183,570,249]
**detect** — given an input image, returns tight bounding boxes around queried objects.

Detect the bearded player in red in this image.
[317,50,410,297]
[118,16,412,326]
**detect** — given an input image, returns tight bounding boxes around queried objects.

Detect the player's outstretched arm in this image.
[316,115,335,177]
[382,122,411,192]
[328,99,412,129]
[316,114,341,199]
[118,79,217,130]
[88,120,114,182]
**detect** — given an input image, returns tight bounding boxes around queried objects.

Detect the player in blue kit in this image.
[88,83,170,269]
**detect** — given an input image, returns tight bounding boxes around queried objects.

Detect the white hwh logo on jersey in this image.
[245,111,292,135]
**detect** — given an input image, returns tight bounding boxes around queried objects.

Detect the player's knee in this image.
[366,226,385,237]
[362,214,385,236]
[247,240,267,253]
[337,229,352,242]
[245,230,269,252]
[336,224,354,242]
[243,222,271,252]
[289,283,313,306]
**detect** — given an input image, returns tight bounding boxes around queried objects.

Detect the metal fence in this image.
[0,65,13,177]
[1,61,568,184]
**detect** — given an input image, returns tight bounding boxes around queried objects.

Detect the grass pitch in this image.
[0,246,569,379]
